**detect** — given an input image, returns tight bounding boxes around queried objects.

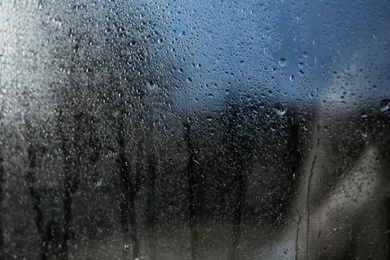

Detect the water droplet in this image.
[360,112,368,118]
[279,57,287,67]
[147,81,158,91]
[275,103,287,116]
[124,244,130,251]
[289,75,294,82]
[206,116,213,122]
[380,99,389,112]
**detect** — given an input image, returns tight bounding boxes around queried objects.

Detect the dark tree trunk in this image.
[26,146,47,260]
[117,114,140,259]
[146,142,157,259]
[58,110,81,260]
[183,120,199,260]
[225,102,246,260]
[0,151,4,257]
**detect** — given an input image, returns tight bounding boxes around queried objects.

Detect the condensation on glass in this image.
[0,0,389,259]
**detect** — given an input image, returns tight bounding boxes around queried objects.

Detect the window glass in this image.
[0,0,389,259]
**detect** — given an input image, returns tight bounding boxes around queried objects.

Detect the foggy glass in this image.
[0,0,389,259]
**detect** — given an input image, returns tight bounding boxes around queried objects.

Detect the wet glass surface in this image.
[0,0,390,259]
